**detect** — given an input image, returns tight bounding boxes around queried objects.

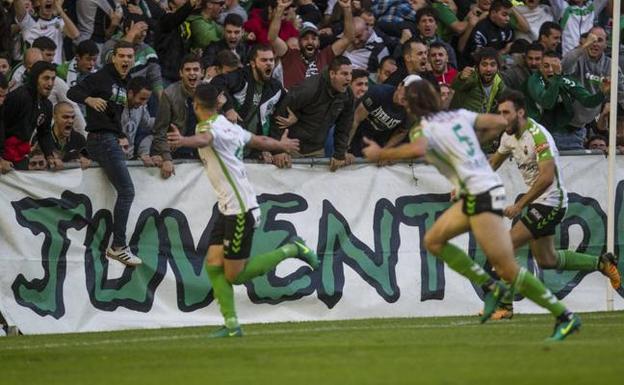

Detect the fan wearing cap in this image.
[348,74,419,159]
[268,0,354,90]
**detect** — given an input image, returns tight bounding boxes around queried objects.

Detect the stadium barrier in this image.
[1,155,623,334]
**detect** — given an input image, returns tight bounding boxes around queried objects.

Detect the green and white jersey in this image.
[497,118,567,208]
[550,0,608,54]
[196,115,258,215]
[410,109,503,196]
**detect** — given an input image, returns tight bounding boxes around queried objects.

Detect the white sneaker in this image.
[106,246,142,266]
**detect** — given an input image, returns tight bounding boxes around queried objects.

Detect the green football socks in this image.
[231,244,299,285]
[555,250,599,271]
[206,264,237,324]
[439,243,492,286]
[512,267,566,317]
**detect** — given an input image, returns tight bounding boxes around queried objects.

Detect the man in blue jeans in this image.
[68,40,142,266]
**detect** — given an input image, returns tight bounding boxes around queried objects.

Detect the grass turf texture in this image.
[1,311,623,385]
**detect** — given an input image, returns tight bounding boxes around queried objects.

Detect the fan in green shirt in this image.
[185,0,224,50]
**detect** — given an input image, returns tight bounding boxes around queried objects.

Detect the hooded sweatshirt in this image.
[67,63,129,135]
[0,61,55,162]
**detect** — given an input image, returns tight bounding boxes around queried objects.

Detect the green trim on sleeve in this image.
[527,119,553,162]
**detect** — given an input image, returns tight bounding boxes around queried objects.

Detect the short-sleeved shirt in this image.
[350,84,406,156]
[196,115,258,215]
[410,109,503,196]
[281,46,335,90]
[359,84,406,134]
[497,118,567,208]
[19,14,65,64]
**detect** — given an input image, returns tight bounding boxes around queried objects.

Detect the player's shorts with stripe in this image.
[520,204,566,238]
[461,185,506,217]
[209,209,260,260]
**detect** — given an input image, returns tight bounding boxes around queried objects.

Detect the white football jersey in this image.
[410,109,503,196]
[196,115,258,215]
[19,14,65,64]
[497,118,567,208]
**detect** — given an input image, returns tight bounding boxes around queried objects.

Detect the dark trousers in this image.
[86,132,135,248]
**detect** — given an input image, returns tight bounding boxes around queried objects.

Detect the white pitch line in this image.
[0,314,621,352]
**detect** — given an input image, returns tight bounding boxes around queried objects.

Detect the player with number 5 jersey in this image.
[362,80,580,341]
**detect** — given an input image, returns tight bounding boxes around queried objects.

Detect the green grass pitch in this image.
[1,311,623,385]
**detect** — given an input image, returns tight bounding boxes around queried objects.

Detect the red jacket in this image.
[243,8,299,45]
[434,67,458,86]
[3,136,31,163]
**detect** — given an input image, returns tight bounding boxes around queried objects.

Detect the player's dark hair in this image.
[498,90,526,112]
[194,83,220,110]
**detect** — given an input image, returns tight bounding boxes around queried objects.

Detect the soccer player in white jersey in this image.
[167,84,319,338]
[362,80,581,341]
[483,90,621,320]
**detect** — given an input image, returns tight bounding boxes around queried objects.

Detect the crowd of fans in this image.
[0,0,623,176]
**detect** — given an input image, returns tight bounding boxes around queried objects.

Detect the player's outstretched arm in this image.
[167,128,214,149]
[474,113,507,144]
[362,136,427,162]
[248,129,300,154]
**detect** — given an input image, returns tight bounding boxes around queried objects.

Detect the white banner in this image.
[1,156,623,334]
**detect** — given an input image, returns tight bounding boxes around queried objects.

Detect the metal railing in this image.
[24,150,616,171]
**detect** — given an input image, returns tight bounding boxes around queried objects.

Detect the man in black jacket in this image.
[67,40,142,267]
[211,44,283,160]
[1,61,60,171]
[271,55,354,171]
[202,13,251,73]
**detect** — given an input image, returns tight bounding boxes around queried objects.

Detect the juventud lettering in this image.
[7,183,622,320]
